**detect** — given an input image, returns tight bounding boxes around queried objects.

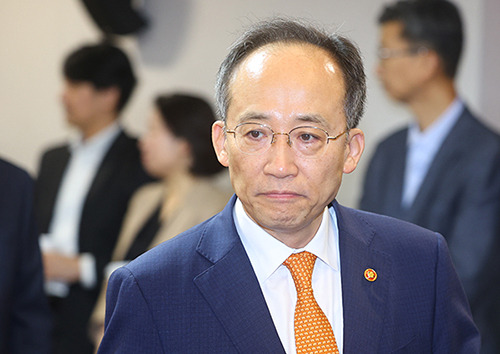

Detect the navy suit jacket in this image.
[35,131,153,354]
[360,107,500,352]
[99,196,479,353]
[0,158,51,354]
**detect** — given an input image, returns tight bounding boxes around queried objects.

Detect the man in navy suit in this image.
[0,158,51,353]
[359,2,500,352]
[35,43,152,354]
[99,18,479,353]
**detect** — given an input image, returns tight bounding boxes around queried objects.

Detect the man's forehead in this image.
[237,42,336,72]
[227,42,343,98]
[381,21,407,43]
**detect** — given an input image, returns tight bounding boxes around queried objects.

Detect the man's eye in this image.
[245,130,265,139]
[298,133,318,142]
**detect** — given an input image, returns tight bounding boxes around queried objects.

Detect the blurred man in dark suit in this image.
[35,42,152,354]
[360,1,500,352]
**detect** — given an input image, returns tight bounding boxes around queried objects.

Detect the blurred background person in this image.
[89,93,231,350]
[360,1,500,352]
[0,157,51,354]
[34,42,153,354]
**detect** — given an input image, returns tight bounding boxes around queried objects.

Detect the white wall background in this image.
[1,0,498,208]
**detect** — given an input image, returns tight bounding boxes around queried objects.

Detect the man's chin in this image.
[252,204,305,226]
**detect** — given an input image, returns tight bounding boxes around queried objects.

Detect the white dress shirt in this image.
[40,122,121,297]
[402,99,464,208]
[234,198,343,353]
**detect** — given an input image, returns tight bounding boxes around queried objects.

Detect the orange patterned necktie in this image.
[283,251,339,354]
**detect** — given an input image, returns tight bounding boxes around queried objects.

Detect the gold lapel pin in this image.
[364,268,377,282]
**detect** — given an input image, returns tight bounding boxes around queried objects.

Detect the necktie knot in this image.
[283,251,317,293]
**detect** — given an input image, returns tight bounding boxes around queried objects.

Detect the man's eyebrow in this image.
[236,112,270,124]
[296,114,329,128]
[235,112,331,128]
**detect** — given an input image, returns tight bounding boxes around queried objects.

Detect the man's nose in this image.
[263,134,298,178]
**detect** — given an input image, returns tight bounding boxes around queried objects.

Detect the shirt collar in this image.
[234,198,340,285]
[408,98,464,147]
[70,121,121,153]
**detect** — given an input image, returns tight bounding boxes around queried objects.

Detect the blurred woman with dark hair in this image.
[89,93,231,349]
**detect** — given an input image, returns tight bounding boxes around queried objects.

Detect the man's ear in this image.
[100,86,120,113]
[212,121,229,167]
[343,128,365,174]
[418,49,441,81]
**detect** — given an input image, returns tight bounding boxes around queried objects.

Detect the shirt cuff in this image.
[79,253,97,289]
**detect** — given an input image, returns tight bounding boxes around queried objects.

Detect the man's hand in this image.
[42,252,81,283]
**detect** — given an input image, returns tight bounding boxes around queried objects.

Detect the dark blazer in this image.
[35,131,152,354]
[360,107,500,353]
[98,195,479,353]
[0,158,51,354]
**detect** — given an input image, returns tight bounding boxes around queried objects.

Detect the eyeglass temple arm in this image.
[327,130,348,142]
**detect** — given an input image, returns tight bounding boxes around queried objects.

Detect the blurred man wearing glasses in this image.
[360,1,500,352]
[98,18,479,353]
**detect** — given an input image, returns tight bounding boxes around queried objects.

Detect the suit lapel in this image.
[334,203,391,353]
[193,196,285,354]
[408,110,469,221]
[38,147,71,232]
[385,130,408,220]
[51,148,71,192]
[85,132,125,204]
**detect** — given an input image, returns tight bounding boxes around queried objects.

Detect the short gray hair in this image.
[215,18,366,130]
